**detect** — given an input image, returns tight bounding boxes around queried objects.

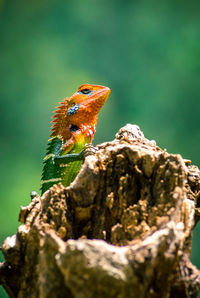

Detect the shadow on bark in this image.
[1,124,200,298]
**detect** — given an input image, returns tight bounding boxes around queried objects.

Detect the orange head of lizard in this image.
[51,84,110,141]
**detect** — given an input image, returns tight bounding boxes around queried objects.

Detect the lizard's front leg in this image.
[54,152,83,162]
[54,143,97,163]
[53,136,83,163]
[82,143,98,160]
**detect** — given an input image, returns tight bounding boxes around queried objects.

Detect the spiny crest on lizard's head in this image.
[51,84,110,140]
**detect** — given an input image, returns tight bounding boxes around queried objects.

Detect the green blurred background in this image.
[1,0,200,296]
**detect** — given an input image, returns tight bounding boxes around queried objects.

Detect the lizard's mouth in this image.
[83,86,110,114]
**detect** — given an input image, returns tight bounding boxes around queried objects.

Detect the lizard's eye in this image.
[69,124,79,132]
[78,89,93,95]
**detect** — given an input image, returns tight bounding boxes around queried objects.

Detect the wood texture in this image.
[1,124,200,297]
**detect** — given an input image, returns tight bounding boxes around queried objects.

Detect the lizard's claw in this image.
[30,191,38,201]
[83,144,98,160]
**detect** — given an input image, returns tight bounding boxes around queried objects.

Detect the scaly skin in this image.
[41,84,110,194]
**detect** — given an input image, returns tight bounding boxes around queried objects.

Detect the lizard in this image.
[40,84,110,194]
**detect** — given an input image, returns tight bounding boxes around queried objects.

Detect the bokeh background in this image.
[1,0,200,296]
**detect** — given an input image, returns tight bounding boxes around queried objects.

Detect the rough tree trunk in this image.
[1,124,200,298]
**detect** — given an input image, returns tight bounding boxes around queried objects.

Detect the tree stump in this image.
[1,124,200,298]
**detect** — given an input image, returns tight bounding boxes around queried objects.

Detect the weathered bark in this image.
[1,124,200,298]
